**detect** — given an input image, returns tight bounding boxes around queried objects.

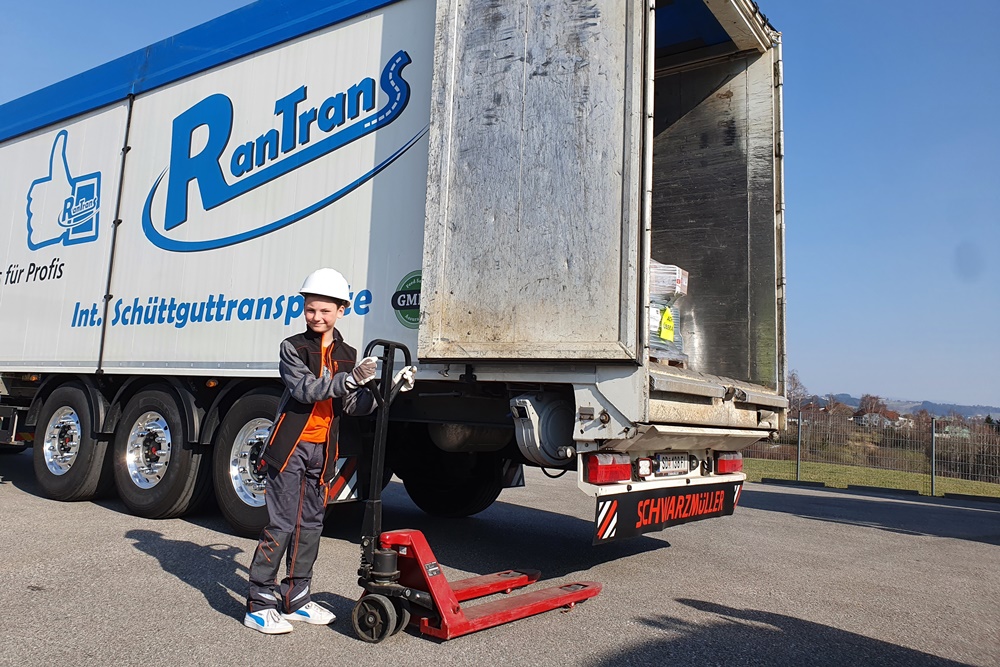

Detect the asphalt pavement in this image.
[1,448,998,667]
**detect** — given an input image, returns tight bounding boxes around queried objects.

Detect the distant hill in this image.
[829,393,859,409]
[900,401,1000,420]
[804,394,1000,419]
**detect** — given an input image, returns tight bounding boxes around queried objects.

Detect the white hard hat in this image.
[299,268,351,302]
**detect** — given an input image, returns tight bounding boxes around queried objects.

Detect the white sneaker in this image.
[282,601,336,625]
[244,608,294,634]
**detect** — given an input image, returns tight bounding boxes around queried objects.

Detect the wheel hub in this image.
[43,407,82,476]
[125,412,172,489]
[351,594,396,643]
[229,419,272,507]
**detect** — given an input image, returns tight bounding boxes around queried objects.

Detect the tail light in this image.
[715,452,743,474]
[584,453,632,484]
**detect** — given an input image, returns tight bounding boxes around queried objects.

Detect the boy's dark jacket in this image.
[263,328,375,489]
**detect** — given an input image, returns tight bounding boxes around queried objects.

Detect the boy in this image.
[244,268,382,634]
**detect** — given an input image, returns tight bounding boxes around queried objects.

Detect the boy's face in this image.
[304,295,346,335]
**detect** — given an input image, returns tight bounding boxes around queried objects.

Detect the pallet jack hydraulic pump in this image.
[352,340,601,643]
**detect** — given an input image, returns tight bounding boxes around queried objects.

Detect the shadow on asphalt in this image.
[591,599,972,667]
[0,448,32,487]
[319,480,667,580]
[740,486,1000,546]
[11,445,1000,554]
[180,479,668,580]
[125,529,250,618]
[123,528,358,636]
[4,448,665,587]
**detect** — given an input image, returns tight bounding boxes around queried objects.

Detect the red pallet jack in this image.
[351,340,601,643]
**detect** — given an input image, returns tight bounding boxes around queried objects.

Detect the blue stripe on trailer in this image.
[0,0,402,143]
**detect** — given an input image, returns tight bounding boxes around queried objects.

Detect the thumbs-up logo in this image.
[26,130,101,250]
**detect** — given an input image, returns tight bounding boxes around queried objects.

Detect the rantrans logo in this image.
[26,130,101,250]
[142,50,425,253]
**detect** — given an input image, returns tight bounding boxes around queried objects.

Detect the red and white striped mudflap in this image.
[595,499,618,541]
[327,457,359,503]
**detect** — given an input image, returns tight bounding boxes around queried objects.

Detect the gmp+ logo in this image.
[391,271,420,329]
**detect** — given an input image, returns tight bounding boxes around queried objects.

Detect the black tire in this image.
[32,383,113,501]
[212,390,281,537]
[352,594,397,643]
[112,386,209,519]
[360,460,396,498]
[403,455,505,518]
[351,423,394,499]
[391,599,411,636]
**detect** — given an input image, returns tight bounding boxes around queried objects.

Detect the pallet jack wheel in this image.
[391,599,411,636]
[352,594,397,643]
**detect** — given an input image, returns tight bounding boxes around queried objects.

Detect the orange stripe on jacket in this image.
[300,342,336,442]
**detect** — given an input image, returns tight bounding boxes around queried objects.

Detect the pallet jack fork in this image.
[352,340,601,643]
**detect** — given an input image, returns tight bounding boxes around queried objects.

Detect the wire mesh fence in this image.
[743,412,1000,499]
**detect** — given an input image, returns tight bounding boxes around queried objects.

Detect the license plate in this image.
[656,454,688,476]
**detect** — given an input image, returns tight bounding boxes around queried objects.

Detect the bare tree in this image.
[824,395,854,418]
[787,369,810,412]
[859,394,887,415]
[912,408,933,429]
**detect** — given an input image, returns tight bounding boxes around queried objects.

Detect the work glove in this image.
[345,356,378,389]
[392,366,417,392]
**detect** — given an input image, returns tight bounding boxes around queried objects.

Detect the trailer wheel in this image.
[112,386,209,519]
[32,384,113,501]
[352,594,397,643]
[212,390,280,537]
[403,455,505,518]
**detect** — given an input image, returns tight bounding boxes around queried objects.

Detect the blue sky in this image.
[766,0,999,408]
[1,1,997,407]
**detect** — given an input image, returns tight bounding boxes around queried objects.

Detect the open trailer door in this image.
[418,0,647,362]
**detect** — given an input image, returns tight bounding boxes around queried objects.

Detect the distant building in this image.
[894,416,914,429]
[937,424,972,440]
[852,409,900,428]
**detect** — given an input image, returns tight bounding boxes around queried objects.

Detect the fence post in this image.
[931,417,937,497]
[796,410,802,481]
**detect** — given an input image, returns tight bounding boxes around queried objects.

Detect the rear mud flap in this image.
[594,481,743,544]
[327,457,360,503]
[501,460,525,488]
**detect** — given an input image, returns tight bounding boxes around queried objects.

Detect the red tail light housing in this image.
[584,453,632,484]
[715,452,743,474]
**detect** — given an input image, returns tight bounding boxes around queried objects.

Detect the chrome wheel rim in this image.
[228,418,271,507]
[43,407,82,476]
[125,412,172,489]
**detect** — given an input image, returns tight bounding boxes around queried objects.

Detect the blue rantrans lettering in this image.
[143,50,427,252]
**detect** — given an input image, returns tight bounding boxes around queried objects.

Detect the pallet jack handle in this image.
[359,340,411,572]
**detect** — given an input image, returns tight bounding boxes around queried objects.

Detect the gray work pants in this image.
[247,441,327,613]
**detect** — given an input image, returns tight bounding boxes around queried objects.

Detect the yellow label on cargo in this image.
[659,307,675,342]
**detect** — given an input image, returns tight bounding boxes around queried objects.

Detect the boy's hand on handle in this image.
[346,356,378,390]
[393,366,417,392]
